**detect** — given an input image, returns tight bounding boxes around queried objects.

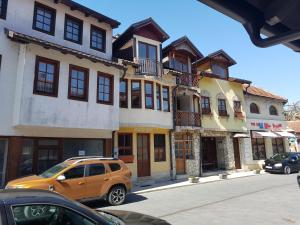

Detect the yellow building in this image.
[194,50,252,173]
[113,18,176,182]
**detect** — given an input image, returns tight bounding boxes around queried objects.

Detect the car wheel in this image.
[108,186,126,206]
[284,166,291,175]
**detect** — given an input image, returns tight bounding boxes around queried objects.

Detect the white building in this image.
[0,0,124,185]
[242,85,293,170]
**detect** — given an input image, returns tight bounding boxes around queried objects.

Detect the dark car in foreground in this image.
[0,189,170,225]
[264,152,300,174]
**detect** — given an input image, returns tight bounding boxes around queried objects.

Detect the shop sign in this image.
[250,122,283,131]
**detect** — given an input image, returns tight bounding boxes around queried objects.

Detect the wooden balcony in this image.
[176,73,201,88]
[176,111,201,127]
[134,58,163,76]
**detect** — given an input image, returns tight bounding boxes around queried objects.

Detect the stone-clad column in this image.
[186,132,201,176]
[224,134,235,170]
[170,132,176,179]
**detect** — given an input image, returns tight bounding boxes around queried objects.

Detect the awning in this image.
[275,132,296,138]
[233,133,250,138]
[252,131,278,138]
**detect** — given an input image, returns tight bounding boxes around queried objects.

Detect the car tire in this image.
[107,186,126,206]
[284,166,291,175]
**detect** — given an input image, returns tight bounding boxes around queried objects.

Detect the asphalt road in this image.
[90,173,300,225]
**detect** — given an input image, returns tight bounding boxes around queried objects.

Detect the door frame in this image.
[233,138,242,169]
[0,138,8,187]
[137,133,151,177]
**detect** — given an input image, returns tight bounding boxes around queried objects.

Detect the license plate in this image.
[265,166,272,169]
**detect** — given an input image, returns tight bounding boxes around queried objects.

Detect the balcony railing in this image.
[176,111,201,127]
[134,58,163,76]
[176,74,200,87]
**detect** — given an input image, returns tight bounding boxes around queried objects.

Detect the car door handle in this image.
[104,178,109,181]
[78,182,85,185]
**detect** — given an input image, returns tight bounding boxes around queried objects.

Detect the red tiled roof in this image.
[288,121,300,133]
[243,85,288,102]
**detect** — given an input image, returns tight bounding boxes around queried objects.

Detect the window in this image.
[120,79,128,108]
[234,101,242,113]
[145,81,154,109]
[154,134,166,162]
[34,56,59,97]
[118,134,132,156]
[97,73,113,105]
[272,138,285,154]
[173,56,188,73]
[64,165,85,179]
[88,164,105,176]
[218,99,228,116]
[250,103,259,114]
[12,205,97,225]
[90,25,106,52]
[68,65,89,101]
[201,97,211,114]
[64,15,83,44]
[33,2,56,35]
[131,80,141,108]
[156,83,161,110]
[212,63,227,78]
[251,136,266,160]
[163,86,170,112]
[138,42,158,74]
[269,105,278,115]
[0,0,8,20]
[109,163,121,172]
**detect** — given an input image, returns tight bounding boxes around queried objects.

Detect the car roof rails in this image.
[65,156,118,164]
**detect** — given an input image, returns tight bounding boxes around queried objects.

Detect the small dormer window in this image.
[173,56,188,73]
[212,63,227,78]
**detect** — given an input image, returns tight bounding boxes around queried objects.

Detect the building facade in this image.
[0,0,124,186]
[243,86,292,170]
[113,18,176,182]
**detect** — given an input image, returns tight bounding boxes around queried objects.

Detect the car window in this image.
[109,163,121,172]
[12,204,97,225]
[88,164,105,176]
[64,166,85,180]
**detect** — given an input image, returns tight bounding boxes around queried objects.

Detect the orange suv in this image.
[6,157,132,206]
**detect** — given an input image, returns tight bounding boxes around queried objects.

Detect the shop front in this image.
[243,120,292,170]
[5,137,112,182]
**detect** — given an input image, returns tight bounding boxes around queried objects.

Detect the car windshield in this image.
[271,153,290,161]
[39,163,69,178]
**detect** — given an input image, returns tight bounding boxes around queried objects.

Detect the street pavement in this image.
[89,173,300,225]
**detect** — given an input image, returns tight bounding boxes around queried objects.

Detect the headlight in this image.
[274,163,283,168]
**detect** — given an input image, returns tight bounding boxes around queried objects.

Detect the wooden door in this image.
[233,138,241,169]
[137,134,150,177]
[175,133,193,175]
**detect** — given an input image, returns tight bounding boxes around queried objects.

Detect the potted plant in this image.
[188,176,199,183]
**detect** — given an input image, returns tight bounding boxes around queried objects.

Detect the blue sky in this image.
[76,0,299,104]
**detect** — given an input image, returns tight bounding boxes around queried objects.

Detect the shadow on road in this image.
[84,193,148,209]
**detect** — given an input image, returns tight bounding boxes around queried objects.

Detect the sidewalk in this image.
[133,170,266,194]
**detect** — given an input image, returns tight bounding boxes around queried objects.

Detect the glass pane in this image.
[0,140,7,186]
[148,45,157,61]
[19,139,34,177]
[89,164,105,176]
[64,166,84,179]
[12,205,97,225]
[138,42,147,59]
[63,139,104,160]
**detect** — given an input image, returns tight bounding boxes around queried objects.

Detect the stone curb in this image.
[133,172,267,195]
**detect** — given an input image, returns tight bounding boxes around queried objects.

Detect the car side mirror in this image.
[56,175,66,182]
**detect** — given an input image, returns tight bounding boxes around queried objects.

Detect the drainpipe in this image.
[245,83,251,94]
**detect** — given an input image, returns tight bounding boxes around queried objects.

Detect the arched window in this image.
[250,103,259,114]
[269,105,278,115]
